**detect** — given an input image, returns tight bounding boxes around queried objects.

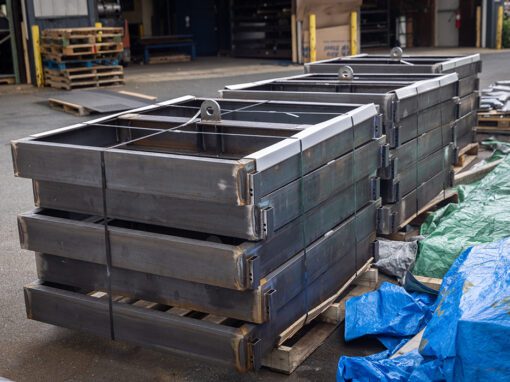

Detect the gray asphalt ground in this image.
[0,52,508,382]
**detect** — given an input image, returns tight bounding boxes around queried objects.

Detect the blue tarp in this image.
[337,238,510,382]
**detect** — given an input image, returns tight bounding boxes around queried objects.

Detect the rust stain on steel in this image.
[32,181,41,207]
[11,141,20,177]
[231,332,249,372]
[234,159,256,206]
[232,247,246,291]
[17,216,28,249]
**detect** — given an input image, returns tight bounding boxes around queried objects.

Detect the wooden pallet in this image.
[46,77,124,90]
[0,75,15,85]
[454,142,479,170]
[42,51,122,63]
[48,98,90,116]
[476,110,510,134]
[42,27,123,40]
[45,65,124,80]
[262,261,378,374]
[382,189,459,241]
[45,65,124,90]
[148,54,191,64]
[26,258,378,374]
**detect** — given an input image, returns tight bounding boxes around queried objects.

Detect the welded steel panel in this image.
[379,124,452,180]
[458,93,479,119]
[377,169,454,234]
[381,145,454,203]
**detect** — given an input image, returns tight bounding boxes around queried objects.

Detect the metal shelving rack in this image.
[360,0,391,48]
[0,0,19,83]
[230,0,292,59]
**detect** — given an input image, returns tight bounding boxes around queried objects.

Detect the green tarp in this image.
[413,149,510,278]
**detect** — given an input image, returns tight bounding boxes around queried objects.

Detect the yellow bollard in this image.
[31,25,44,87]
[476,6,481,48]
[496,5,504,49]
[95,21,102,43]
[351,11,358,55]
[309,14,316,63]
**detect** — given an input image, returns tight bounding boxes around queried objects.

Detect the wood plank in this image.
[263,321,336,374]
[276,259,375,346]
[262,266,379,373]
[454,159,503,186]
[413,276,442,291]
[390,329,425,359]
[454,154,477,174]
[116,90,157,101]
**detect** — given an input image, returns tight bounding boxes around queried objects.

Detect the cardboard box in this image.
[303,24,351,62]
[296,0,361,29]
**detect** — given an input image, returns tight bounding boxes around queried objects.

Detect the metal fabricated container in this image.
[305,50,482,80]
[303,50,481,157]
[12,96,385,240]
[222,71,459,148]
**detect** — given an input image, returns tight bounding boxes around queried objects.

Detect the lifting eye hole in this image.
[200,99,221,121]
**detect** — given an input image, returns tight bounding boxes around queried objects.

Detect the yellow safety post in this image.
[496,5,504,49]
[476,6,481,48]
[291,14,297,63]
[350,11,358,55]
[31,25,44,87]
[95,21,102,42]
[309,14,316,63]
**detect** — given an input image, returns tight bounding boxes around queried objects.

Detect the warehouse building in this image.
[0,0,506,85]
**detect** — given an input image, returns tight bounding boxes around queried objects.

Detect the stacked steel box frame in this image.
[304,50,482,158]
[14,96,386,370]
[222,71,457,234]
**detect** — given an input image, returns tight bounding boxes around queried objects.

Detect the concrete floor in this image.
[0,51,509,381]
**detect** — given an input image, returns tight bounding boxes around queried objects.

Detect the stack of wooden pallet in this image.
[41,27,124,90]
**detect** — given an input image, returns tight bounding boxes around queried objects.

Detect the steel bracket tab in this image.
[370,177,381,200]
[260,207,274,240]
[249,338,262,370]
[379,145,391,168]
[247,256,260,290]
[264,289,277,321]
